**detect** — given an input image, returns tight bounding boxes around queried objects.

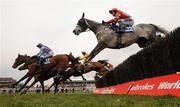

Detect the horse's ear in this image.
[82,12,85,18]
[25,54,27,56]
[18,53,20,56]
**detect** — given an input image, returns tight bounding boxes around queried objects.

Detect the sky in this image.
[0,0,180,86]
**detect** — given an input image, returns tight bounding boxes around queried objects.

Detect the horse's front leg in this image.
[21,79,38,95]
[12,73,29,88]
[18,76,33,92]
[53,75,70,94]
[85,42,106,64]
[46,75,60,92]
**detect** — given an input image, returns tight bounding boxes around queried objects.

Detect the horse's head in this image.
[12,54,28,69]
[18,64,28,71]
[73,13,89,35]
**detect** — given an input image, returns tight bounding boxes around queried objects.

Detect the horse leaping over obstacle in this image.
[73,13,168,64]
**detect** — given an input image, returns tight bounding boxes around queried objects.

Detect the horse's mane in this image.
[23,55,31,58]
[85,18,100,25]
[85,18,109,27]
[166,27,180,37]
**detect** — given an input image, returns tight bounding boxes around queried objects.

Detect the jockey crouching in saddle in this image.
[103,8,134,33]
[75,51,89,73]
[79,51,89,64]
[67,51,89,73]
[69,51,114,73]
[33,43,54,71]
[78,51,114,72]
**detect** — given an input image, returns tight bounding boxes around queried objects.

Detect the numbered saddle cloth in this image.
[42,58,51,64]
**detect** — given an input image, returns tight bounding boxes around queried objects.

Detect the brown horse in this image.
[46,61,110,92]
[12,54,36,90]
[12,54,70,94]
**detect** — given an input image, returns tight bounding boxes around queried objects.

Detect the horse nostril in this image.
[12,65,16,68]
[73,30,76,33]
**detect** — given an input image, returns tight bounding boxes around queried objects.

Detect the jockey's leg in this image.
[121,19,134,32]
[118,22,126,29]
[37,56,44,73]
[118,18,134,32]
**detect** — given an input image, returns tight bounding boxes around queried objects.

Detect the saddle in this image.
[111,23,133,34]
[41,58,51,64]
[32,56,52,65]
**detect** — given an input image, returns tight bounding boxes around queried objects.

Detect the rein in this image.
[84,18,109,35]
[96,28,109,37]
[83,19,94,32]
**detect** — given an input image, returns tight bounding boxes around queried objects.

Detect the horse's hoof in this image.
[45,90,50,93]
[11,84,15,88]
[20,91,26,95]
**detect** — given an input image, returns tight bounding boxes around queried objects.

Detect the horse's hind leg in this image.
[81,75,86,81]
[53,76,67,94]
[12,73,29,87]
[46,74,61,92]
[18,76,33,92]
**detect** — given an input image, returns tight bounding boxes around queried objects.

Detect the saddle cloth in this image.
[42,58,51,64]
[123,26,133,33]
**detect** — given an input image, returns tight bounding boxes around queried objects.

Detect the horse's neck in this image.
[86,19,101,34]
[86,19,109,37]
[25,57,36,65]
[82,64,94,73]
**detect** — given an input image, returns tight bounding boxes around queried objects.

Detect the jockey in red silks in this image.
[103,8,134,33]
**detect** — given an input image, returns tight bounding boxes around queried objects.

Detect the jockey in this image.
[103,8,134,33]
[79,51,89,63]
[35,43,54,65]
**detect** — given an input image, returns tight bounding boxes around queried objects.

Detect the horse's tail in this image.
[149,24,169,35]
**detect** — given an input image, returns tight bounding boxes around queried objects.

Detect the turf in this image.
[0,93,179,107]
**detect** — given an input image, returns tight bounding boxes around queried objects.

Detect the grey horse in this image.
[73,13,168,63]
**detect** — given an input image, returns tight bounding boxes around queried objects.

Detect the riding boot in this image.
[116,23,127,33]
[39,64,43,72]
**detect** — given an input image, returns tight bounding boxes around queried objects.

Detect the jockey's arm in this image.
[106,18,118,24]
[36,51,43,57]
[79,56,85,60]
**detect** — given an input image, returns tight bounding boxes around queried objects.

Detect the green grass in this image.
[0,93,179,107]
